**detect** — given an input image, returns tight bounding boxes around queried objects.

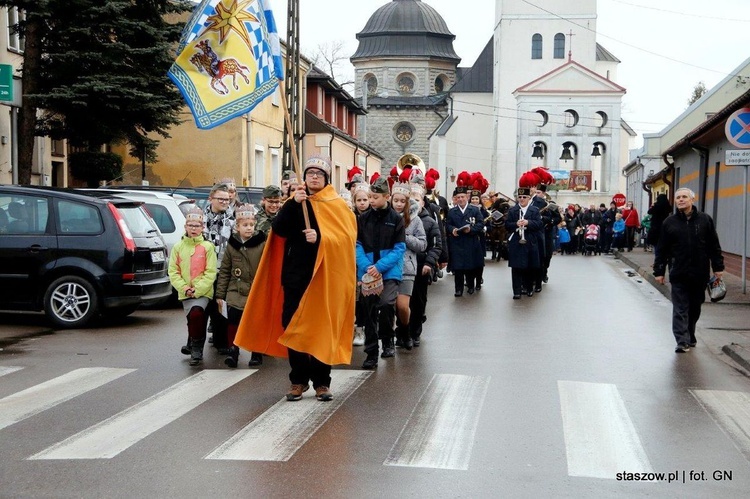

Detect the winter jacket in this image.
[646,195,672,246]
[613,219,625,234]
[215,232,266,310]
[168,234,217,300]
[416,206,443,270]
[203,206,235,266]
[621,207,640,228]
[400,199,427,280]
[356,203,406,281]
[654,207,724,284]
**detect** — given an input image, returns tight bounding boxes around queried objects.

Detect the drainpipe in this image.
[688,141,709,212]
[661,152,675,205]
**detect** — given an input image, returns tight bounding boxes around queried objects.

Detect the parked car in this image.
[81,188,191,255]
[0,185,172,328]
[104,185,264,210]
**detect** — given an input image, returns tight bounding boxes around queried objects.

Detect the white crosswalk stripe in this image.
[558,380,653,479]
[384,374,490,470]
[0,367,135,431]
[690,389,750,462]
[206,370,370,461]
[29,370,255,460]
[0,366,24,378]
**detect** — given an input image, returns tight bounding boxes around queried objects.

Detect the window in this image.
[394,122,415,143]
[535,110,549,127]
[57,200,101,234]
[434,76,446,93]
[595,111,608,128]
[142,204,175,234]
[365,74,377,96]
[6,7,25,52]
[564,109,579,128]
[397,73,415,94]
[531,34,542,59]
[554,33,565,59]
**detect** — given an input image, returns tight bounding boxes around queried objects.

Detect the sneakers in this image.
[286,384,309,401]
[315,386,333,402]
[675,343,690,353]
[352,326,365,346]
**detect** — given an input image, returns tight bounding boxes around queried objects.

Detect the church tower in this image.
[351,0,460,172]
[492,0,626,198]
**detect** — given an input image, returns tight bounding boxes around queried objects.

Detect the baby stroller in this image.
[583,224,600,255]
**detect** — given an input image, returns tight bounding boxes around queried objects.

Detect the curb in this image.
[722,344,750,373]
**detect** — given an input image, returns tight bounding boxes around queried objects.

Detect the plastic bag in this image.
[707,275,727,303]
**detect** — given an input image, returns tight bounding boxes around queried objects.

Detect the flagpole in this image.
[278,80,310,229]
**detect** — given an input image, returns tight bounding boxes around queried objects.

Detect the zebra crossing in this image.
[2,364,750,476]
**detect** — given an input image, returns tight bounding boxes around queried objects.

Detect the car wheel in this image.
[43,276,99,328]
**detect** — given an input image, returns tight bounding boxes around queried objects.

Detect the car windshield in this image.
[117,205,159,237]
[143,203,176,233]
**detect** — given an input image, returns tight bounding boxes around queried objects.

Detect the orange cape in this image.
[234,184,357,365]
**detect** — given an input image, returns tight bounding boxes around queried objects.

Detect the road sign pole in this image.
[743,165,747,294]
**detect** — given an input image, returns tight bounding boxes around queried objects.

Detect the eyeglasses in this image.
[213,197,230,203]
[518,195,530,199]
[185,224,203,229]
[305,171,324,178]
[265,200,282,204]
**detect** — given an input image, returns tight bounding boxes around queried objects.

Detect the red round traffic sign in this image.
[612,193,626,207]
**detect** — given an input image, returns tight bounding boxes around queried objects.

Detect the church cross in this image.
[567,29,575,61]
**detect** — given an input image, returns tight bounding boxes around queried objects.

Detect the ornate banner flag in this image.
[168,0,284,130]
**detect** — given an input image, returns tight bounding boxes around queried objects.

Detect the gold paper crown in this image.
[391,182,411,197]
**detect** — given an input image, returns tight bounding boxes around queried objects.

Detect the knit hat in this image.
[304,155,331,177]
[262,185,283,198]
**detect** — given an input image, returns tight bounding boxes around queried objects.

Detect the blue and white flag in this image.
[168,0,285,130]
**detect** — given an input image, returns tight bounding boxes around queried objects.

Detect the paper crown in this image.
[353,183,370,195]
[218,177,236,189]
[410,183,425,197]
[185,207,204,222]
[235,204,256,220]
[391,182,411,198]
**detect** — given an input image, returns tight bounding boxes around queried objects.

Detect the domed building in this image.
[351,0,460,172]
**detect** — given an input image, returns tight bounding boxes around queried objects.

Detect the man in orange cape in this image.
[235,155,356,402]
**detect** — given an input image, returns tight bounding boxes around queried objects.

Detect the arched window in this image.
[531,34,542,60]
[554,33,565,59]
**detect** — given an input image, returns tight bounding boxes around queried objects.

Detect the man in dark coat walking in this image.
[654,187,724,353]
[505,187,543,299]
[445,184,485,296]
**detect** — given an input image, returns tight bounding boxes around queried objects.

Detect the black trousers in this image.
[454,268,479,292]
[626,226,637,251]
[511,268,535,295]
[670,279,705,346]
[362,280,398,356]
[409,271,430,340]
[282,285,331,388]
[206,281,228,349]
[288,348,331,389]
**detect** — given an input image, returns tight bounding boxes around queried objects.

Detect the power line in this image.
[609,0,750,23]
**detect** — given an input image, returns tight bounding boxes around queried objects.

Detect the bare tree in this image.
[307,40,354,92]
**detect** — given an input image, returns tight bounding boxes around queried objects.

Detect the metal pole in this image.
[743,164,747,293]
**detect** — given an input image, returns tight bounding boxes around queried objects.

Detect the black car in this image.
[0,185,172,328]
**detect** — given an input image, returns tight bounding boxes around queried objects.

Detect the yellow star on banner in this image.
[205,0,259,48]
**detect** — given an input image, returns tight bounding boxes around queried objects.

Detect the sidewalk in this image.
[614,248,750,373]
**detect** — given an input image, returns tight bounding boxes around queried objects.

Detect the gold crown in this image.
[235,203,256,220]
[185,207,204,221]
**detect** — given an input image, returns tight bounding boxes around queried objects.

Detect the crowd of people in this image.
[167,156,719,400]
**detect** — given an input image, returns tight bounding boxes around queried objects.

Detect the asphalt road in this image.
[1,254,750,498]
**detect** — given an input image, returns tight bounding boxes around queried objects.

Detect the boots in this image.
[180,337,191,355]
[224,346,239,368]
[190,337,205,366]
[248,352,263,367]
[381,336,395,358]
[395,323,412,351]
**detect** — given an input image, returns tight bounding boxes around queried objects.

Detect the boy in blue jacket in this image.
[356,177,406,369]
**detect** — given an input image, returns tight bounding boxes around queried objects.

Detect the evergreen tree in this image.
[1,0,193,184]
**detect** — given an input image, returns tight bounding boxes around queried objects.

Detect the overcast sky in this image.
[264,0,750,145]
